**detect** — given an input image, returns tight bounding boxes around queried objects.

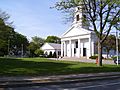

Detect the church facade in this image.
[61,6,98,59]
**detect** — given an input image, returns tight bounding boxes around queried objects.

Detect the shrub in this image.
[89,56,98,59]
[111,56,120,60]
[53,52,57,58]
[34,49,44,57]
[89,55,104,59]
[48,51,53,58]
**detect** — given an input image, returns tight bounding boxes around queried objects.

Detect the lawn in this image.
[0,57,120,76]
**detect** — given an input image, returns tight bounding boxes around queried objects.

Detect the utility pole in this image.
[21,44,23,57]
[116,29,119,65]
[8,39,10,57]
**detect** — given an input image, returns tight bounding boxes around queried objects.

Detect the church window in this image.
[74,48,76,54]
[76,14,79,21]
[75,41,78,48]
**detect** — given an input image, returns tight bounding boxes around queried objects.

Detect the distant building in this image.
[41,43,61,57]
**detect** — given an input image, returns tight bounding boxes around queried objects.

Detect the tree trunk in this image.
[98,42,103,66]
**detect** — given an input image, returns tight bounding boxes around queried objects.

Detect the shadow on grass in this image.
[0,58,119,76]
[65,66,120,75]
[0,58,75,76]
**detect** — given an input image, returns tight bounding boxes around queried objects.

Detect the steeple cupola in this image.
[72,6,89,29]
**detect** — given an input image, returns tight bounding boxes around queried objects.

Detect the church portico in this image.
[61,35,94,59]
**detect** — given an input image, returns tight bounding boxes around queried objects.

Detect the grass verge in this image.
[0,57,119,76]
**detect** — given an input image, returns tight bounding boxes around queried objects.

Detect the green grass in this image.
[0,57,120,76]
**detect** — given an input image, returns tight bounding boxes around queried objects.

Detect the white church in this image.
[41,6,116,59]
[61,6,97,59]
[60,6,115,59]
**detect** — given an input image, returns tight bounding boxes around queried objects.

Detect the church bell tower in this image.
[72,6,89,29]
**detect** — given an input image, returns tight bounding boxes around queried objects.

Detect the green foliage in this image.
[28,36,45,57]
[111,56,120,60]
[45,36,61,44]
[53,52,57,58]
[89,55,104,59]
[32,36,45,47]
[89,56,98,59]
[0,10,29,56]
[34,49,44,57]
[48,51,53,58]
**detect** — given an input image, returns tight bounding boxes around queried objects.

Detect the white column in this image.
[89,34,92,57]
[78,39,81,58]
[64,41,67,57]
[61,42,63,57]
[81,43,83,57]
[91,42,94,56]
[69,40,72,57]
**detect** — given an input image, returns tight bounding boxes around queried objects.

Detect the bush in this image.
[89,56,98,59]
[48,51,53,58]
[53,52,57,58]
[34,49,44,57]
[89,55,104,59]
[111,56,120,60]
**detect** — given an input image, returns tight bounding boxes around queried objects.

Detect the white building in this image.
[61,6,97,59]
[41,43,61,56]
[61,6,117,59]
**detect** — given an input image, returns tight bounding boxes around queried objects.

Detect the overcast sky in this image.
[0,0,70,40]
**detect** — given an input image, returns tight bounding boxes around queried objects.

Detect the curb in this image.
[0,72,120,88]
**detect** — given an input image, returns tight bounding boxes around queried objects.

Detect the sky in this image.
[0,0,70,40]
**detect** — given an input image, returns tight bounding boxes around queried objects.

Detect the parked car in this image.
[113,59,120,64]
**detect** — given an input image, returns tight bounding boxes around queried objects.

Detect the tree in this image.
[54,0,120,66]
[45,36,61,44]
[32,36,45,47]
[96,35,116,58]
[27,42,39,57]
[12,32,29,56]
[0,9,29,56]
[0,10,13,56]
[34,49,44,57]
[28,36,45,57]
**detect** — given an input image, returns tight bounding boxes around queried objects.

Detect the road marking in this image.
[80,82,120,89]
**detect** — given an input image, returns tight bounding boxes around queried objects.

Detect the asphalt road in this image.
[1,78,120,90]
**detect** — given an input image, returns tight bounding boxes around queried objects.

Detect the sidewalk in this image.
[50,57,115,65]
[0,72,120,88]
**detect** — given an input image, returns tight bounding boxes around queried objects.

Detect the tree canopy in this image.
[54,0,120,66]
[0,9,29,56]
[45,36,61,44]
[28,36,45,57]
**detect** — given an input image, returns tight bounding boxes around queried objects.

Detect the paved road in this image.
[1,78,120,90]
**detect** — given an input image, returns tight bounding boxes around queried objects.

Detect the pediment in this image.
[41,43,54,50]
[62,26,93,38]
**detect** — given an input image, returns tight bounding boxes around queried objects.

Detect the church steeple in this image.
[72,6,89,29]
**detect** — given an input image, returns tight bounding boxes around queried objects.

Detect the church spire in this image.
[72,6,89,29]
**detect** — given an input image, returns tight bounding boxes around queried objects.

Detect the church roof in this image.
[41,43,61,50]
[61,25,94,38]
[48,43,61,49]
